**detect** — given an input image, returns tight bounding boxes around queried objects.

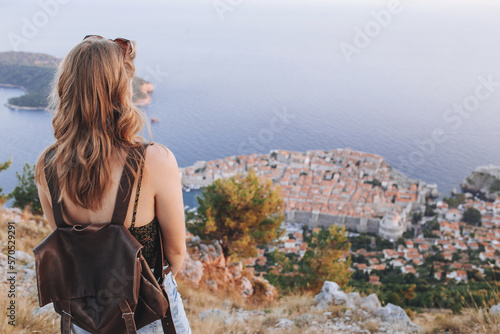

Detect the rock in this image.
[0,253,7,265]
[314,281,348,309]
[275,318,293,328]
[359,293,381,311]
[32,303,55,317]
[199,308,226,320]
[190,235,201,244]
[15,250,33,263]
[374,303,421,333]
[461,165,500,201]
[197,242,225,267]
[26,260,35,269]
[180,240,277,301]
[22,268,36,281]
[234,309,251,322]
[179,253,204,287]
[239,276,253,298]
[490,303,500,316]
[346,291,362,308]
[206,279,218,289]
[253,276,278,301]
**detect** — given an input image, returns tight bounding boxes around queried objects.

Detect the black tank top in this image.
[128,217,160,269]
[126,143,160,269]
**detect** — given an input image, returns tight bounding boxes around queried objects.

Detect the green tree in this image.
[424,203,436,217]
[463,207,481,226]
[189,168,285,262]
[443,196,464,209]
[298,225,352,293]
[0,159,12,201]
[9,163,42,215]
[427,216,439,230]
[411,212,422,224]
[489,179,500,192]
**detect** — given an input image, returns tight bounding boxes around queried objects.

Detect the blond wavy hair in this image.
[35,36,151,211]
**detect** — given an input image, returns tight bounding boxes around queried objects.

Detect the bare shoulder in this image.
[34,145,54,195]
[145,143,179,175]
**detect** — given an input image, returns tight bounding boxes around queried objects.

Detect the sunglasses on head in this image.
[83,35,133,59]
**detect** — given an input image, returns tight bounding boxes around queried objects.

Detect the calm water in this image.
[0,0,499,203]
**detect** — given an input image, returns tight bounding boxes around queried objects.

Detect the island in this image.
[0,51,153,110]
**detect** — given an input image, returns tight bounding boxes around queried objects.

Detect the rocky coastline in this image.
[461,164,500,201]
[132,81,154,107]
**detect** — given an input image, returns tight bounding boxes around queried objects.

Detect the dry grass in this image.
[415,308,500,334]
[0,211,52,257]
[360,319,380,333]
[177,278,333,334]
[4,208,500,333]
[0,210,59,333]
[0,289,60,334]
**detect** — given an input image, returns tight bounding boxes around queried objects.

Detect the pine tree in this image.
[299,224,352,293]
[0,159,12,204]
[9,163,42,215]
[190,168,285,262]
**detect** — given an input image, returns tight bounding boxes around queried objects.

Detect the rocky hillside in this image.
[179,234,277,302]
[1,207,500,333]
[461,165,500,201]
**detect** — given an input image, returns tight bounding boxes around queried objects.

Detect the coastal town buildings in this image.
[181,148,437,240]
[181,148,500,284]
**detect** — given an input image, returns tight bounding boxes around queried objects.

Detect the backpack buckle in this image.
[62,309,73,318]
[122,312,134,317]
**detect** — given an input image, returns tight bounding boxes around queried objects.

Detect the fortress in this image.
[285,203,413,241]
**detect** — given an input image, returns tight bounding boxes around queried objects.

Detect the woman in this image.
[35,35,192,333]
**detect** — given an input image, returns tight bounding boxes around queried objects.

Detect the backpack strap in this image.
[111,143,149,225]
[130,153,145,229]
[60,300,72,334]
[155,214,177,334]
[118,299,138,334]
[44,147,69,228]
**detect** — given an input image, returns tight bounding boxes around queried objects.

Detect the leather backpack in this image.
[33,144,177,334]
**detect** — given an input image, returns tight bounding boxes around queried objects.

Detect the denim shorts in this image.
[71,267,191,334]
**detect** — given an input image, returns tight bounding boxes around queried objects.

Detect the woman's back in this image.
[58,144,161,269]
[56,146,155,230]
[37,143,187,275]
[34,34,191,332]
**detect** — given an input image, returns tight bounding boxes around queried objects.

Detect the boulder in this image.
[314,281,349,309]
[239,276,254,298]
[180,239,278,300]
[15,250,33,264]
[275,318,293,328]
[346,291,362,309]
[32,303,55,317]
[253,276,278,301]
[490,303,500,316]
[374,303,421,333]
[359,293,381,311]
[199,308,227,320]
[179,253,204,287]
[205,279,218,289]
[195,241,225,268]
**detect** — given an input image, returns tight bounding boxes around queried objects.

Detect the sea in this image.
[0,0,499,208]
